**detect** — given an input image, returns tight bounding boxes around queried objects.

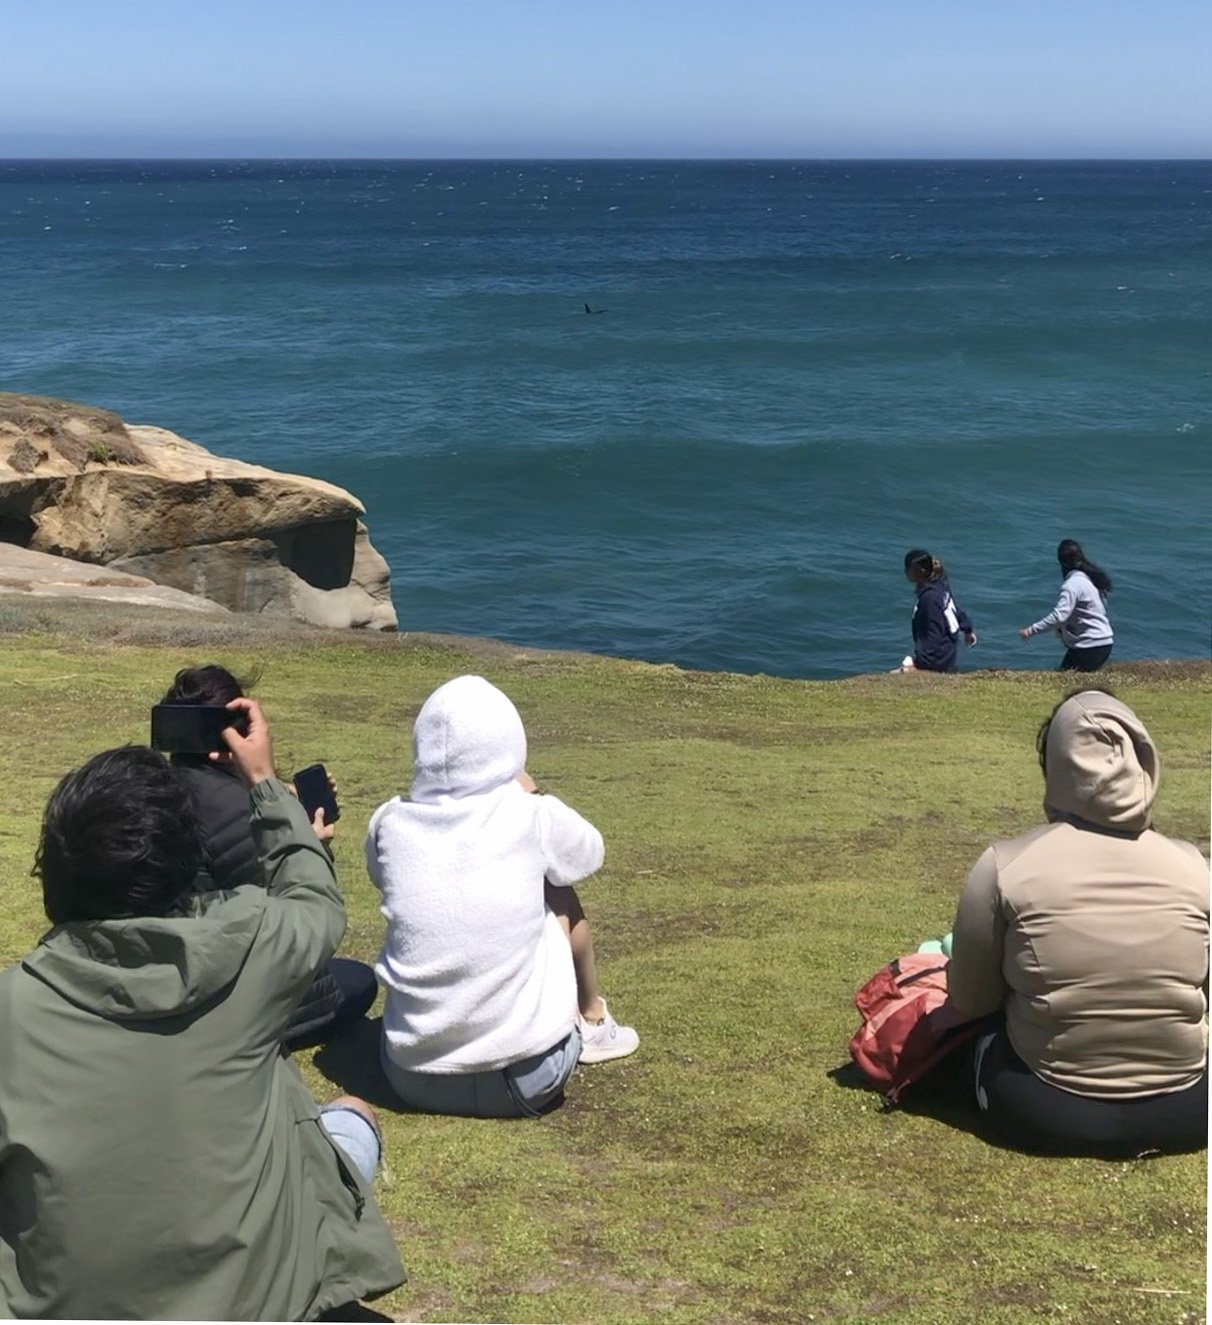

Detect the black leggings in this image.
[284,957,378,1052]
[1059,644,1112,672]
[974,1026,1207,1156]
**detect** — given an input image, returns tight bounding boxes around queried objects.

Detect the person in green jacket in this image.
[0,697,406,1320]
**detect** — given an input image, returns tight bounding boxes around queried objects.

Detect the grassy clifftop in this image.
[0,599,1207,1325]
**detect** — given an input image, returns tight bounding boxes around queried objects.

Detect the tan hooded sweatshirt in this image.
[949,691,1209,1099]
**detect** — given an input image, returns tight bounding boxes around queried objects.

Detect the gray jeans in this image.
[381,1028,582,1119]
[319,1106,381,1181]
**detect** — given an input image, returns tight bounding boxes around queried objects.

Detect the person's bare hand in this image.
[215,697,276,787]
[311,806,336,843]
[1018,628,1032,641]
[966,631,978,647]
[288,767,339,838]
[516,770,538,794]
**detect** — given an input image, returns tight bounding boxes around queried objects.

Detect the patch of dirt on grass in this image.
[591,912,732,961]
[519,1266,697,1300]
[980,1283,1054,1309]
[1132,1201,1206,1239]
[391,1286,459,1323]
[777,1294,910,1321]
[695,722,884,749]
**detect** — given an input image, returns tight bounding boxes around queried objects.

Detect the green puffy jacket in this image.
[0,778,406,1320]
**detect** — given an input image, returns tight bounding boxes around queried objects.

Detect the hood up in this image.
[1043,691,1159,834]
[411,674,527,803]
[23,892,263,1020]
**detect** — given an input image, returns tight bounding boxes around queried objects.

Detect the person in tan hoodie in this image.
[948,689,1208,1155]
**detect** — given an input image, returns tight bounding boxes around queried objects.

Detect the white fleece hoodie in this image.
[366,675,604,1074]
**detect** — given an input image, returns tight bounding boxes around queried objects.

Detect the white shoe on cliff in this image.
[577,1001,640,1064]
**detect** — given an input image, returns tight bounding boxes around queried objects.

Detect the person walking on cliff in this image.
[898,548,978,673]
[1019,539,1114,672]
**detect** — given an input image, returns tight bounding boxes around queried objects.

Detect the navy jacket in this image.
[912,578,973,673]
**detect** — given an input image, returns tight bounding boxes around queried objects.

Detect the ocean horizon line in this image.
[2,154,1210,165]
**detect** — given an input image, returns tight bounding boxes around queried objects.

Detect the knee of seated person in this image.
[326,1094,379,1130]
[544,880,586,922]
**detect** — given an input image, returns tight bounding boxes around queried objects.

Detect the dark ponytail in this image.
[904,548,946,583]
[1057,540,1112,594]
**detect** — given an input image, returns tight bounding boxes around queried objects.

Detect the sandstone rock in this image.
[0,543,230,614]
[109,520,396,631]
[0,393,148,475]
[0,393,397,630]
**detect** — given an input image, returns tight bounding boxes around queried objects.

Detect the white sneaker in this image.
[577,1001,640,1064]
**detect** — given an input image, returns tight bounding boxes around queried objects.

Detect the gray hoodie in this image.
[948,692,1208,1098]
[1026,568,1113,649]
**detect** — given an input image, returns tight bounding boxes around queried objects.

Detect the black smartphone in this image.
[150,704,246,755]
[294,763,340,824]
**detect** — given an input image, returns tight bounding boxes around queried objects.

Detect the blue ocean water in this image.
[1,159,1208,677]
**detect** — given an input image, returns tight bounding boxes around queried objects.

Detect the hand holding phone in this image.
[219,698,275,787]
[294,763,340,827]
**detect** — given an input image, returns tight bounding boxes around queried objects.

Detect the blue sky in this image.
[1,0,1208,158]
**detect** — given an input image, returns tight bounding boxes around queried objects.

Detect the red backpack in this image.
[848,954,983,1106]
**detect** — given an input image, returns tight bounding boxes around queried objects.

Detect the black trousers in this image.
[975,1026,1207,1156]
[1059,644,1112,672]
[284,957,378,1052]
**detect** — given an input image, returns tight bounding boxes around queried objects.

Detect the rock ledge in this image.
[0,393,397,631]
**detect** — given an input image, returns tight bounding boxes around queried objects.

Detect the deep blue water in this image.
[1,159,1208,676]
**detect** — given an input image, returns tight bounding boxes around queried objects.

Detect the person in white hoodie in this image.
[366,675,639,1118]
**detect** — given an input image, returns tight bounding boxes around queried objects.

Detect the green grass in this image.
[0,600,1207,1325]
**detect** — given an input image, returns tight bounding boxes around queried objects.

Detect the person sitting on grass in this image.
[0,703,405,1320]
[947,689,1208,1156]
[366,673,639,1119]
[161,663,377,1051]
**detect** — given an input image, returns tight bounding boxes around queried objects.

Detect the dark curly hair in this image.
[161,663,258,708]
[34,746,202,925]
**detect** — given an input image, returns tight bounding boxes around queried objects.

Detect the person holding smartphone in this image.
[0,701,405,1317]
[158,664,376,1050]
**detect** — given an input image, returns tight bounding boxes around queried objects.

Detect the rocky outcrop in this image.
[0,543,230,614]
[0,393,397,630]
